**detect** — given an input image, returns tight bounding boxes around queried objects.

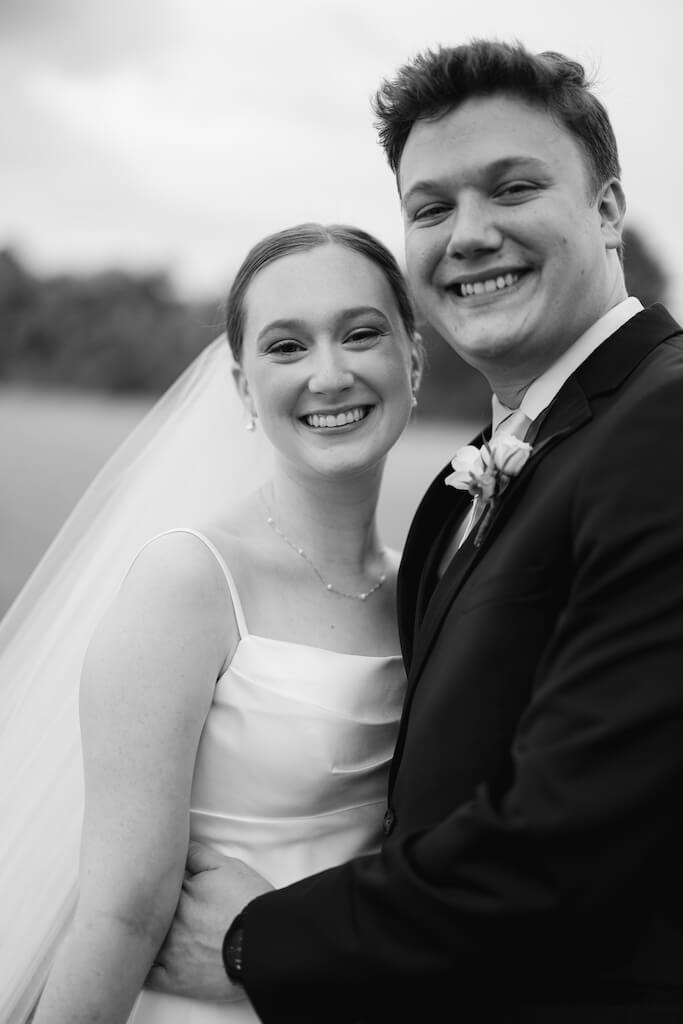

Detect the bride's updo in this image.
[225,222,418,364]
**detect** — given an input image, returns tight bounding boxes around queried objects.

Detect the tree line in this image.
[0,226,670,422]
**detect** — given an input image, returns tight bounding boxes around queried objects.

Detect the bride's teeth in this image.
[305,407,367,429]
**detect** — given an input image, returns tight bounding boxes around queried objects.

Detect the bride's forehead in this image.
[252,245,383,289]
[243,247,395,323]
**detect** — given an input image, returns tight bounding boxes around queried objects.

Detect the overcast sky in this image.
[2,0,682,319]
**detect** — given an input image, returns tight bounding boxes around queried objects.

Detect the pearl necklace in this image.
[265,514,387,602]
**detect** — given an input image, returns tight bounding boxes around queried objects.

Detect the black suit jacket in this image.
[243,305,683,1022]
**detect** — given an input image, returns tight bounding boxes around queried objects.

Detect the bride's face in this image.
[235,245,418,481]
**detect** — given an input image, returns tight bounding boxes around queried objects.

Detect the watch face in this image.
[223,915,246,981]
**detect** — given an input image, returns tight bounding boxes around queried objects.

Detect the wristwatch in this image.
[222,911,246,983]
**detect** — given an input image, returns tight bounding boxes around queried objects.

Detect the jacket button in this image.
[383,807,396,836]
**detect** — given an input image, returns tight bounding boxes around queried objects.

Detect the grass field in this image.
[0,385,482,616]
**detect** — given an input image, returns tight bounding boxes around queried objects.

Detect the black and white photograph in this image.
[2,1,683,1021]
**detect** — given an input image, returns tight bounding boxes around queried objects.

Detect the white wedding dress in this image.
[127,528,405,1024]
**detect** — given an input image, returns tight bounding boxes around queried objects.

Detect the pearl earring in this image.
[410,372,420,409]
[245,414,256,432]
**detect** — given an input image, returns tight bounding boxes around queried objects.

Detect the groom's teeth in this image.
[456,272,520,297]
[305,407,368,429]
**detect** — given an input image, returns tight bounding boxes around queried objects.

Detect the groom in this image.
[150,41,683,1020]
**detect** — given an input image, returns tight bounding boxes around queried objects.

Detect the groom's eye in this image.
[411,202,449,222]
[495,181,540,201]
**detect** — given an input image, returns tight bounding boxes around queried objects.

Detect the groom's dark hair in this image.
[373,39,620,198]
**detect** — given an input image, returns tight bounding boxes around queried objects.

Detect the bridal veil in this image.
[0,336,271,1022]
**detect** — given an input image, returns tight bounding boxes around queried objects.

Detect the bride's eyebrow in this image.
[257,318,307,342]
[257,306,389,342]
[337,305,389,323]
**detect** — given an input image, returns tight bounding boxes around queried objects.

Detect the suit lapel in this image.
[402,304,682,694]
[397,457,476,668]
[573,302,679,397]
[406,380,592,689]
[414,430,488,622]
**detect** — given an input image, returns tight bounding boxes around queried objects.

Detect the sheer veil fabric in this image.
[0,336,272,1023]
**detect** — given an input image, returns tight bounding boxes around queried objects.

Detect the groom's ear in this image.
[597,177,626,251]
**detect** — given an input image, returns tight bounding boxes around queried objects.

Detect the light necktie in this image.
[492,405,533,443]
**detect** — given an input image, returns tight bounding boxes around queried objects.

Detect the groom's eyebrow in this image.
[402,157,550,206]
[401,178,442,206]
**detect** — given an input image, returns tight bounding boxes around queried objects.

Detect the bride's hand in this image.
[145,841,273,1002]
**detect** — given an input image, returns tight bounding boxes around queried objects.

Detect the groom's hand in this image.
[146,840,273,1002]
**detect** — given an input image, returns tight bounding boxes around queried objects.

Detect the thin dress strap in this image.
[142,527,249,639]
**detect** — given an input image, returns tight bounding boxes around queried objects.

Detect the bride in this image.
[3,222,423,1023]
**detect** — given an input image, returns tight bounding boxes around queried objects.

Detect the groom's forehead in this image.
[397,94,583,197]
[396,97,505,193]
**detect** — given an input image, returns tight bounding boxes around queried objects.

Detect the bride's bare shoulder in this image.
[200,493,271,570]
[123,529,234,610]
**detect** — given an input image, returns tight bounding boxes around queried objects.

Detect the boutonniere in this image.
[445,433,533,546]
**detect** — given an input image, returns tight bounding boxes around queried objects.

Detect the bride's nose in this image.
[307,344,354,394]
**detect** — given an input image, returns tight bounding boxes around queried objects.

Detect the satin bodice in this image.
[130,529,405,1023]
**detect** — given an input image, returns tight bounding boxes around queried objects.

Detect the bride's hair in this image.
[225,222,418,363]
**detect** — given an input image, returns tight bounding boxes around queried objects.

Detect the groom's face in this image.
[399,93,623,385]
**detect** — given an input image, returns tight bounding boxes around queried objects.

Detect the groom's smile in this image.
[399,93,625,391]
[447,267,527,299]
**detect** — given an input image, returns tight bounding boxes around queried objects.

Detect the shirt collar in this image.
[491,296,644,431]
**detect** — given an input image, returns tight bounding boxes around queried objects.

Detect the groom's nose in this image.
[445,192,502,261]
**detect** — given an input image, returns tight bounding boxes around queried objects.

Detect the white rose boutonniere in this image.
[444,444,490,494]
[445,432,533,546]
[489,433,533,476]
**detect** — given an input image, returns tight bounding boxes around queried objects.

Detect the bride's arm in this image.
[33,531,235,1024]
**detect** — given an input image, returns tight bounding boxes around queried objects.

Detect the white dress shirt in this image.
[491,296,644,433]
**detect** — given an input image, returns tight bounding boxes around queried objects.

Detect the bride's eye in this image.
[267,339,305,357]
[345,327,383,346]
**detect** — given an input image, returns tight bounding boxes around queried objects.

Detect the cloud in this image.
[1,0,682,316]
[0,0,171,70]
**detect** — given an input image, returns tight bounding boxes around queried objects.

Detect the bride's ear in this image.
[231,364,246,400]
[410,332,425,395]
[232,365,257,420]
